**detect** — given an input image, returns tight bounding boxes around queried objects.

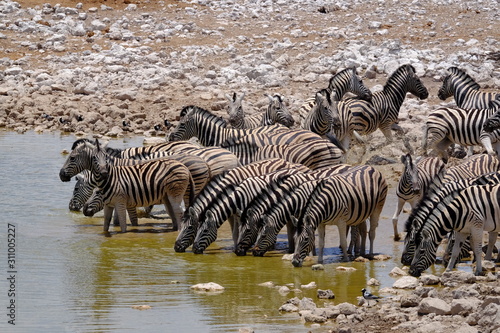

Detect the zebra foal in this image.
[391,154,445,241]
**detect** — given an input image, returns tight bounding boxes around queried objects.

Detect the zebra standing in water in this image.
[422,96,500,160]
[173,158,308,253]
[299,66,372,137]
[226,92,295,129]
[409,181,500,277]
[401,154,500,266]
[59,139,194,232]
[438,67,499,109]
[291,166,388,266]
[391,154,445,241]
[334,64,429,150]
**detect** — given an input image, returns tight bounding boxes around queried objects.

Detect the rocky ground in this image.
[1,0,499,332]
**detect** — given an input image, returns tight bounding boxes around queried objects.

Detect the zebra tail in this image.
[187,174,196,208]
[325,133,346,153]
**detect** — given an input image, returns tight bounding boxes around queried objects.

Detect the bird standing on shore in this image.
[361,288,382,306]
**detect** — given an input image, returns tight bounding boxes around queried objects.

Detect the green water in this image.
[0,130,447,332]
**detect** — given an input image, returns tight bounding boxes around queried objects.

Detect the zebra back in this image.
[438,67,498,109]
[168,105,285,146]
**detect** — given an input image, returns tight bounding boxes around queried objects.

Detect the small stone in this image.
[317,289,335,299]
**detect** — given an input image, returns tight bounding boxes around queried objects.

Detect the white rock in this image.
[190,282,225,292]
[393,276,419,289]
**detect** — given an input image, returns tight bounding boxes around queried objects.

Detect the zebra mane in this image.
[179,105,227,127]
[383,64,416,91]
[446,67,480,90]
[71,138,94,150]
[316,88,333,104]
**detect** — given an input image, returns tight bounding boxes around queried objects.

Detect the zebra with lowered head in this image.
[409,181,500,277]
[391,154,445,241]
[226,92,295,129]
[291,165,387,267]
[438,66,499,109]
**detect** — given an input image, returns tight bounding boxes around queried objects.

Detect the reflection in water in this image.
[0,130,449,332]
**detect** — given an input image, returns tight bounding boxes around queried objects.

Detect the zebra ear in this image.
[400,155,407,163]
[264,93,273,102]
[205,210,215,224]
[189,207,199,220]
[236,208,243,216]
[290,216,298,227]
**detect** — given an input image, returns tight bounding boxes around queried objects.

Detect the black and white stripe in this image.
[167,105,285,146]
[423,97,500,160]
[401,154,500,266]
[334,64,429,150]
[173,158,309,253]
[409,182,500,277]
[391,155,445,241]
[60,140,194,232]
[226,93,294,129]
[438,67,499,109]
[291,165,387,266]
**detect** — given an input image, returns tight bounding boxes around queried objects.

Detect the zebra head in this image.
[403,64,429,100]
[59,139,97,182]
[408,235,439,277]
[92,139,112,181]
[482,96,500,133]
[174,207,199,252]
[348,67,372,102]
[82,187,104,217]
[252,216,277,257]
[168,105,227,143]
[68,171,94,211]
[265,94,295,128]
[291,214,315,267]
[235,208,258,256]
[192,209,218,254]
[316,89,341,130]
[328,67,372,102]
[401,154,421,195]
[226,92,246,124]
[438,67,480,101]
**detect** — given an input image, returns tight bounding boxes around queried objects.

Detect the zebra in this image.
[401,154,500,266]
[391,154,446,241]
[69,170,94,212]
[300,89,342,138]
[74,138,241,176]
[241,164,353,257]
[291,165,387,267]
[408,182,500,277]
[437,67,499,109]
[167,105,286,146]
[422,96,500,161]
[59,139,194,232]
[190,167,310,254]
[334,64,429,150]
[226,92,295,129]
[299,66,373,123]
[173,158,309,253]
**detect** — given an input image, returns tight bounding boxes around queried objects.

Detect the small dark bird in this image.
[41,113,54,121]
[164,119,172,129]
[122,120,130,127]
[59,117,69,124]
[154,124,162,131]
[361,288,382,305]
[76,115,84,122]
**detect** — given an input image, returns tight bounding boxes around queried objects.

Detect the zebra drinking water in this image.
[408,182,500,277]
[391,154,445,241]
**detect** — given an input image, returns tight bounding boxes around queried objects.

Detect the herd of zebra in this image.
[59,64,500,276]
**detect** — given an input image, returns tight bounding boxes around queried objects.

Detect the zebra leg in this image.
[337,223,349,262]
[480,135,496,155]
[114,203,128,233]
[163,196,184,231]
[391,198,406,241]
[357,221,367,257]
[317,223,326,264]
[103,205,114,232]
[379,126,393,144]
[368,211,381,258]
[127,207,139,226]
[445,232,467,272]
[113,207,120,226]
[228,215,240,247]
[470,227,485,276]
[485,231,498,261]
